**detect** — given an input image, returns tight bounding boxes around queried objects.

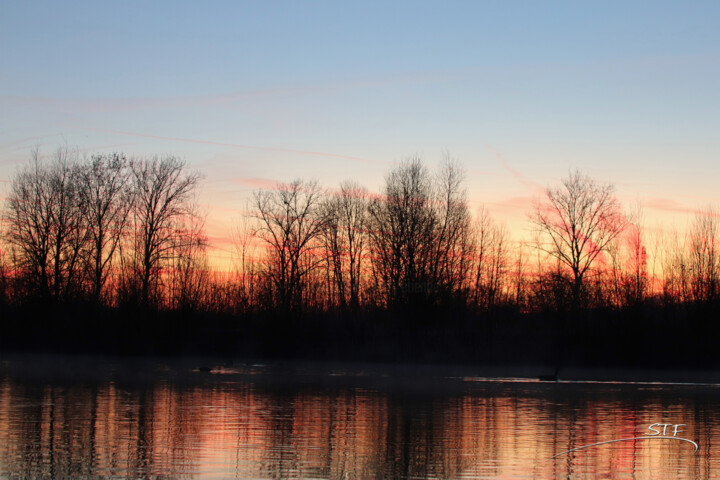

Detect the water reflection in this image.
[1,359,719,479]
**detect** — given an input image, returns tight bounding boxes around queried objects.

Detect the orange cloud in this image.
[490,195,535,213]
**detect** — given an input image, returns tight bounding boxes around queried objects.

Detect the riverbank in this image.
[2,303,720,377]
[3,352,720,387]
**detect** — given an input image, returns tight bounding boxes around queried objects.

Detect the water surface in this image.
[1,356,718,479]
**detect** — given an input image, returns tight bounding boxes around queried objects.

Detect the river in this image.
[0,355,718,479]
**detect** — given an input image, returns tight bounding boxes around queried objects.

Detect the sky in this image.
[2,1,720,268]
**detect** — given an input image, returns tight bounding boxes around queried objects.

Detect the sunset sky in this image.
[2,1,720,268]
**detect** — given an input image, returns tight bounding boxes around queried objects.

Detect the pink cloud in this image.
[624,198,720,228]
[644,197,693,215]
[480,143,545,194]
[502,161,544,194]
[231,177,279,190]
[205,233,234,248]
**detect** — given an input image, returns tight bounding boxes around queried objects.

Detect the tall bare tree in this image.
[689,206,719,304]
[432,157,473,298]
[511,241,529,310]
[321,181,368,311]
[168,212,209,312]
[76,153,132,303]
[125,156,202,309]
[232,217,259,312]
[368,158,437,308]
[472,207,507,311]
[4,147,86,303]
[252,179,325,312]
[659,228,690,305]
[622,204,648,306]
[531,170,625,308]
[0,237,9,307]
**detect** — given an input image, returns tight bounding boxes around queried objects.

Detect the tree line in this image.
[1,147,720,326]
[0,147,204,311]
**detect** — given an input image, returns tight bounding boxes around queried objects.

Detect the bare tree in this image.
[689,206,719,304]
[647,221,665,300]
[472,207,508,311]
[602,202,647,309]
[0,237,9,307]
[252,179,325,312]
[76,153,132,303]
[660,228,690,305]
[511,241,529,310]
[531,170,625,308]
[367,157,437,308]
[125,156,202,309]
[4,147,86,303]
[232,217,259,312]
[320,181,368,311]
[622,204,648,306]
[607,238,624,308]
[432,156,473,299]
[168,212,209,312]
[367,156,475,309]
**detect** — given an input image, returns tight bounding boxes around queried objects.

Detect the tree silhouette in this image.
[689,206,719,304]
[76,153,132,303]
[472,207,508,311]
[368,158,437,308]
[431,157,473,301]
[320,181,368,311]
[531,170,625,309]
[252,179,325,313]
[4,147,86,303]
[125,156,202,309]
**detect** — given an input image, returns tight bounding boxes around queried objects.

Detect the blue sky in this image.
[2,1,720,264]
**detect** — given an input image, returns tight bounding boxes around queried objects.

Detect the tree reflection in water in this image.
[0,359,715,479]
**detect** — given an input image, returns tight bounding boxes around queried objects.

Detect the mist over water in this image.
[1,356,719,479]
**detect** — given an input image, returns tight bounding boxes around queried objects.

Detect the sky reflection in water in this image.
[0,358,718,479]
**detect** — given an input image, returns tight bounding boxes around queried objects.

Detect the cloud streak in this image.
[644,197,694,216]
[489,195,535,213]
[0,69,463,115]
[2,87,300,115]
[481,143,545,194]
[232,177,280,190]
[96,129,383,165]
